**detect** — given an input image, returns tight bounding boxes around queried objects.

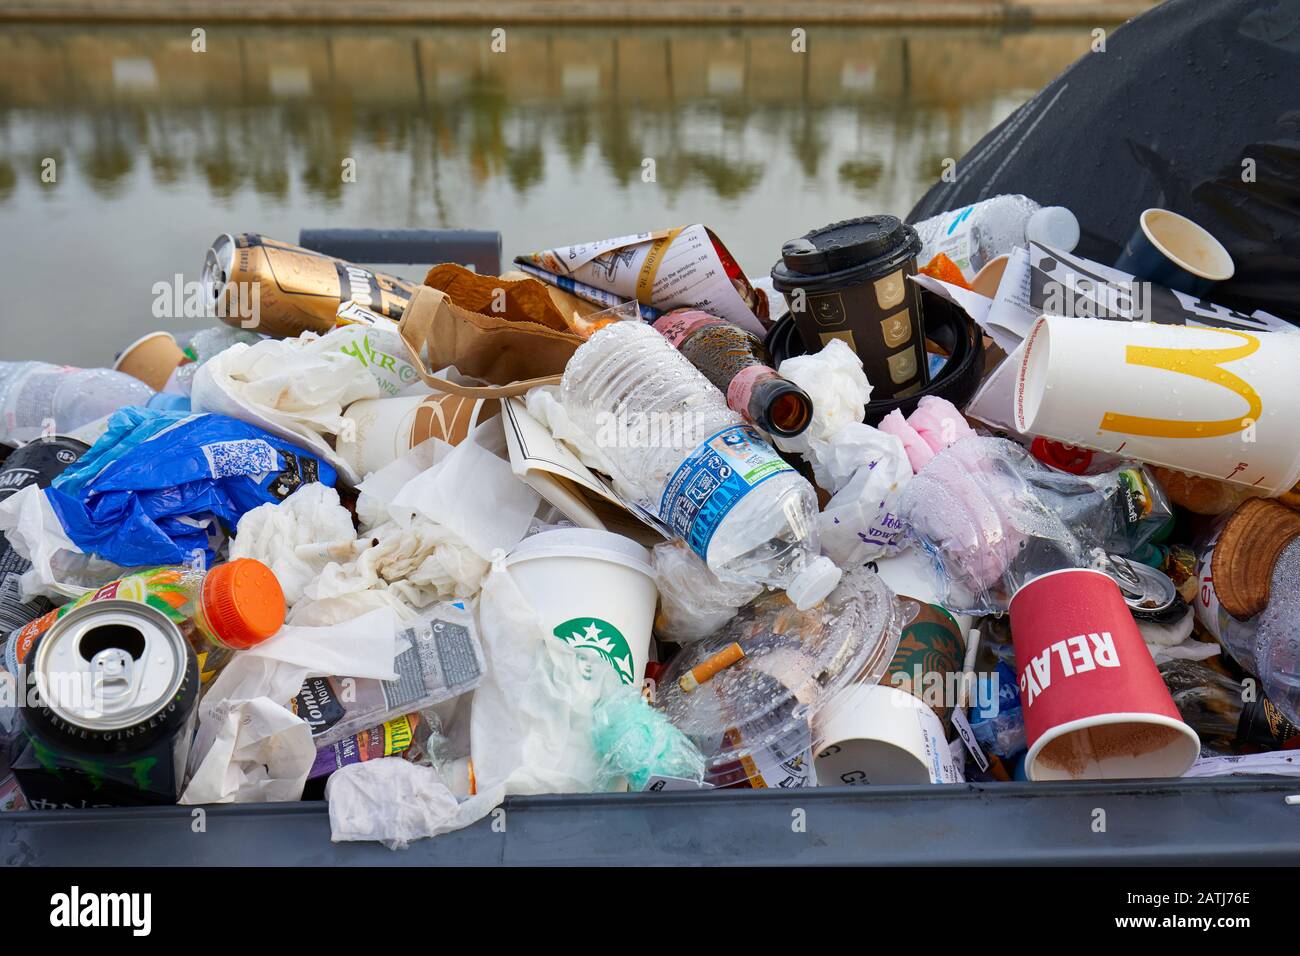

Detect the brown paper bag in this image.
[398,283,581,399]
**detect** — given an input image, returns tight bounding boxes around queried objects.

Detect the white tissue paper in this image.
[229,483,358,607]
[180,697,314,805]
[818,435,913,567]
[391,420,540,560]
[191,328,385,486]
[180,608,402,804]
[304,520,490,613]
[354,437,450,532]
[773,338,872,455]
[201,607,401,712]
[326,758,505,850]
[525,385,620,477]
[298,420,538,616]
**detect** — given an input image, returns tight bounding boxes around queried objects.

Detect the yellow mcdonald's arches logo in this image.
[1100,327,1262,439]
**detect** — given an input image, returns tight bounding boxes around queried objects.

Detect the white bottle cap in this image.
[1026,206,1080,253]
[785,555,842,611]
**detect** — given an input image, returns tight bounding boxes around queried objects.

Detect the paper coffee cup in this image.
[813,683,962,786]
[337,393,497,475]
[1009,568,1200,781]
[112,331,186,391]
[1114,208,1234,297]
[1015,315,1300,494]
[881,602,966,727]
[504,527,658,687]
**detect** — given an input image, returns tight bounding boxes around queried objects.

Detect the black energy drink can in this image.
[13,600,200,808]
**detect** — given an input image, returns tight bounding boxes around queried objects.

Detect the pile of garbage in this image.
[2,200,1298,847]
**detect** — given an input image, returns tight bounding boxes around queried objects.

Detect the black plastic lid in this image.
[778,215,919,276]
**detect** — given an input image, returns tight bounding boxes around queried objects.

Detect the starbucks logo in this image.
[552,617,635,685]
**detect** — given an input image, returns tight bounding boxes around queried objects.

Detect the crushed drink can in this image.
[13,599,200,808]
[202,233,419,339]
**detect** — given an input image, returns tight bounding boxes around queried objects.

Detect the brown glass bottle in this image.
[652,309,813,438]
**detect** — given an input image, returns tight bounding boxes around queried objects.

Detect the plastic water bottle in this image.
[912,195,1080,283]
[0,362,155,445]
[560,320,840,609]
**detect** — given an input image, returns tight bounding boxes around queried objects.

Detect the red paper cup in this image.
[1009,568,1200,781]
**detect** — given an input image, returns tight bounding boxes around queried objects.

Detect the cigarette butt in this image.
[294,538,365,562]
[679,642,745,693]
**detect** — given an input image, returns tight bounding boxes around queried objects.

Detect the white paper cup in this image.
[1015,315,1300,494]
[338,392,495,475]
[504,528,658,688]
[813,683,958,786]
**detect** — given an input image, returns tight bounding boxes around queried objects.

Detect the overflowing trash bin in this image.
[2,181,1299,861]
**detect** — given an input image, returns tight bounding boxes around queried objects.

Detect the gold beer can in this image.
[202,233,419,338]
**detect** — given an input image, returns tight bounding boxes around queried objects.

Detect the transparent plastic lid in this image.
[654,568,908,786]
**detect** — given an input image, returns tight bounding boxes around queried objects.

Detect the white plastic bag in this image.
[0,483,123,601]
[191,329,385,486]
[468,561,619,795]
[652,540,761,644]
[818,441,913,567]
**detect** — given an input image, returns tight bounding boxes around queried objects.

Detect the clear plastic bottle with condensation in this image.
[912,194,1081,282]
[560,320,840,609]
[0,362,156,445]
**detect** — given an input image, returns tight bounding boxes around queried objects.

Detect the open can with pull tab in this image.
[1103,553,1187,627]
[11,600,200,809]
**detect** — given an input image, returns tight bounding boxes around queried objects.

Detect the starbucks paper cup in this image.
[1014,315,1300,494]
[813,683,961,786]
[504,528,658,687]
[113,331,186,391]
[1009,568,1200,781]
[337,392,497,475]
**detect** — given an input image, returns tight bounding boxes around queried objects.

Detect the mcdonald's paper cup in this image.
[504,528,658,688]
[337,392,497,475]
[813,683,962,786]
[113,331,187,391]
[1009,568,1199,781]
[1014,315,1300,494]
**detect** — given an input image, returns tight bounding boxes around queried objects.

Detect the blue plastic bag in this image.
[46,409,338,567]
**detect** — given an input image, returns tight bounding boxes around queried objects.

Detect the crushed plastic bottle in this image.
[0,362,156,445]
[912,194,1080,283]
[560,320,839,608]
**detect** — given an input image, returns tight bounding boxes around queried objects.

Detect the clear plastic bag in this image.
[897,436,1172,615]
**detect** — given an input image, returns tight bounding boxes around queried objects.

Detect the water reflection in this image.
[0,23,1090,363]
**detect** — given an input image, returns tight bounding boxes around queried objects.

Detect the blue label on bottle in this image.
[658,425,794,561]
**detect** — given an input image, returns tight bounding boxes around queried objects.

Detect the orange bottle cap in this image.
[201,558,286,651]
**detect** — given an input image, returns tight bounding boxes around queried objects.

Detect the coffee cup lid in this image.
[777,215,919,277]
